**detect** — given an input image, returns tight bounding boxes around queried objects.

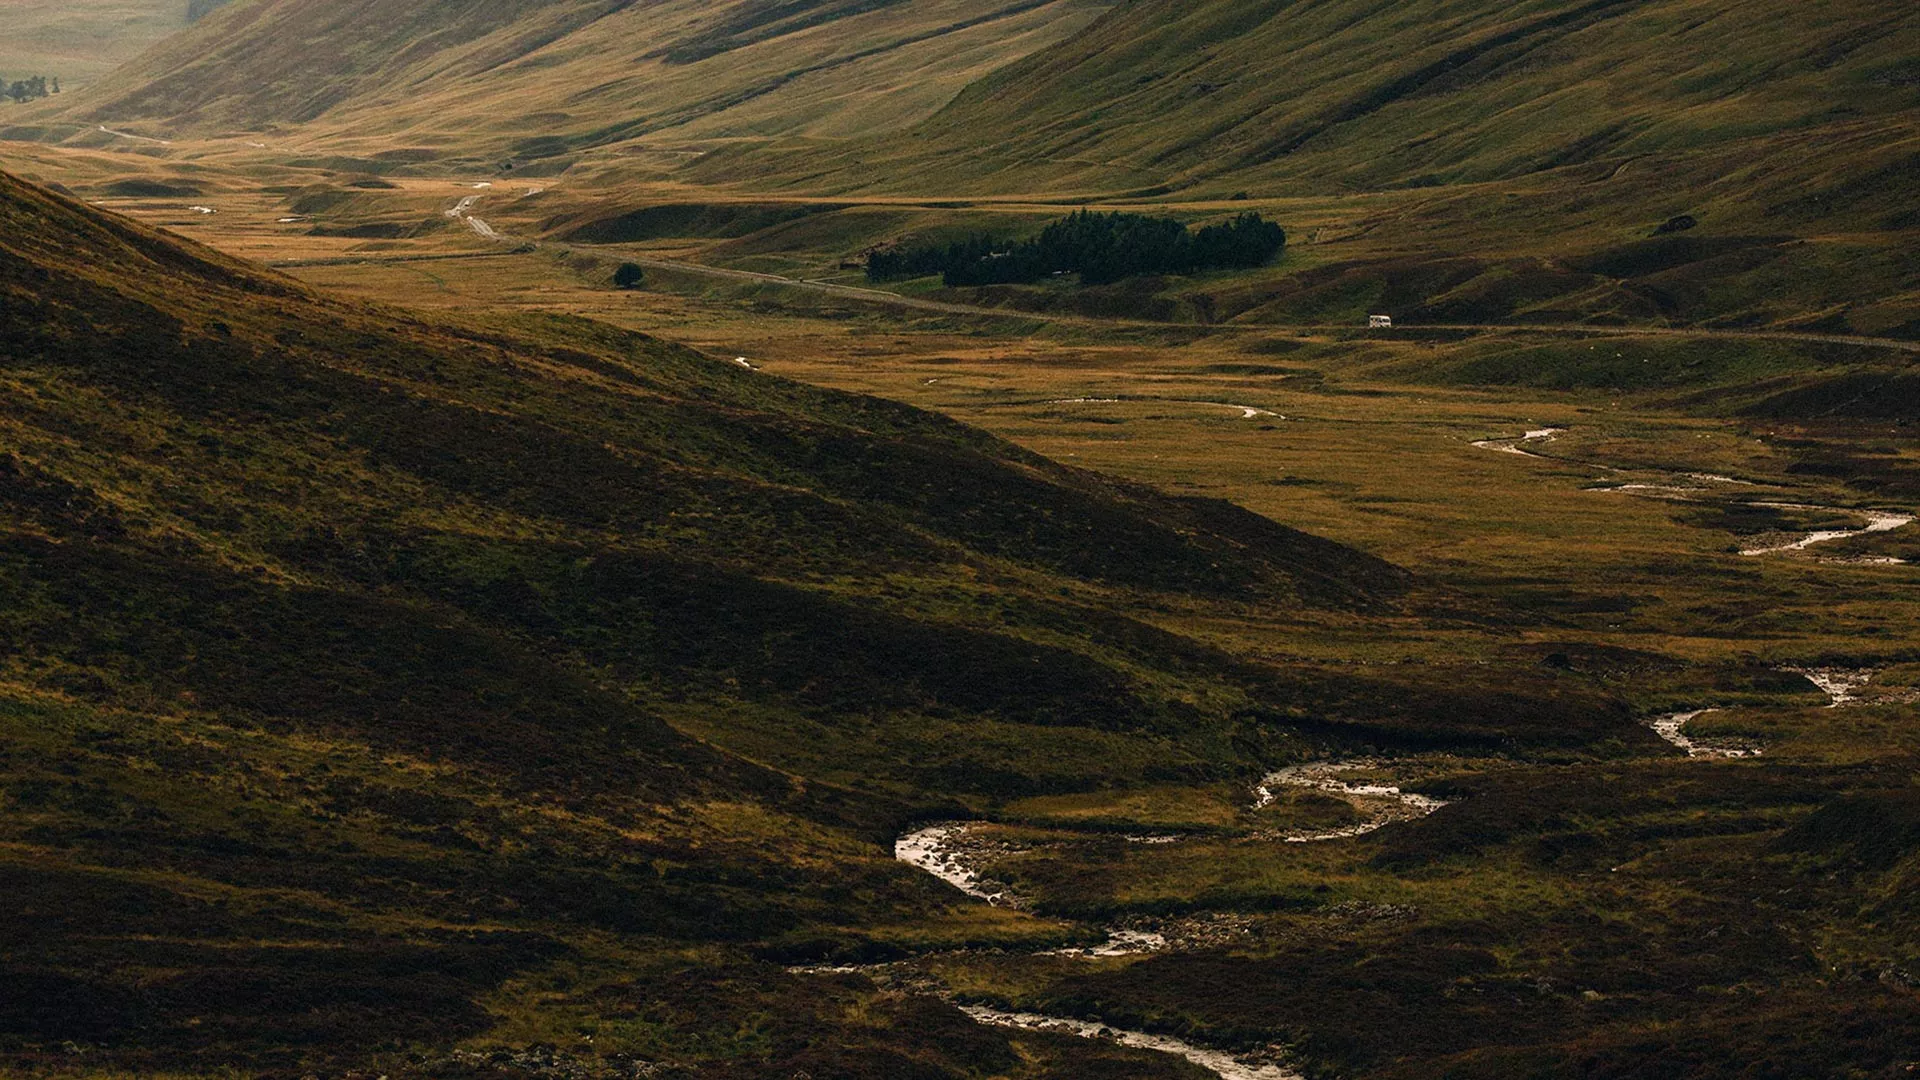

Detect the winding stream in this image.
[1179,400,1281,419]
[1473,428,1914,560]
[1040,928,1169,957]
[1645,709,1758,759]
[1645,667,1895,756]
[1470,427,1563,457]
[1791,667,1877,707]
[895,824,1017,905]
[959,1006,1303,1080]
[1252,762,1450,841]
[1036,397,1282,419]
[877,765,1450,1078]
[874,425,1909,1072]
[1736,505,1914,558]
[873,429,1906,1073]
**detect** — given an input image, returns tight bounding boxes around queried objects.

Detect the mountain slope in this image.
[53,0,1920,201]
[0,164,1426,796]
[710,0,1920,194]
[0,0,184,90]
[646,0,1918,337]
[52,0,1109,152]
[38,0,1917,336]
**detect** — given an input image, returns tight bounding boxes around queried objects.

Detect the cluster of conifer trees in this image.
[3,75,57,103]
[868,210,1285,287]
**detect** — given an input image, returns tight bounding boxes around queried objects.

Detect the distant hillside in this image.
[666,0,1919,337]
[57,0,1920,198]
[718,0,1920,195]
[58,0,1109,149]
[40,0,1919,337]
[0,0,185,90]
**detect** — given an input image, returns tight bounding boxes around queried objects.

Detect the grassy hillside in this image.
[0,164,1423,802]
[52,0,1919,193]
[19,0,1918,337]
[9,2,1920,1071]
[0,0,184,90]
[0,168,1663,1074]
[46,0,1108,154]
[713,0,1920,193]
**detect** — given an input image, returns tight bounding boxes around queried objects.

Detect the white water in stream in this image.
[1471,427,1563,457]
[1471,427,1913,559]
[1792,668,1875,707]
[876,430,1910,1074]
[1040,928,1169,957]
[1645,709,1758,759]
[1645,667,1891,756]
[894,824,1011,905]
[878,764,1451,1078]
[960,1005,1304,1080]
[1251,762,1450,841]
[890,826,1298,1075]
[1736,505,1914,557]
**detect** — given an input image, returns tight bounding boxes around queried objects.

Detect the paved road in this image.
[442,192,504,239]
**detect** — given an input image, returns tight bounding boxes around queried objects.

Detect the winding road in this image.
[443,193,501,239]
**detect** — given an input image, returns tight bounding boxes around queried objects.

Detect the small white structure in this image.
[1368,314,1393,329]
